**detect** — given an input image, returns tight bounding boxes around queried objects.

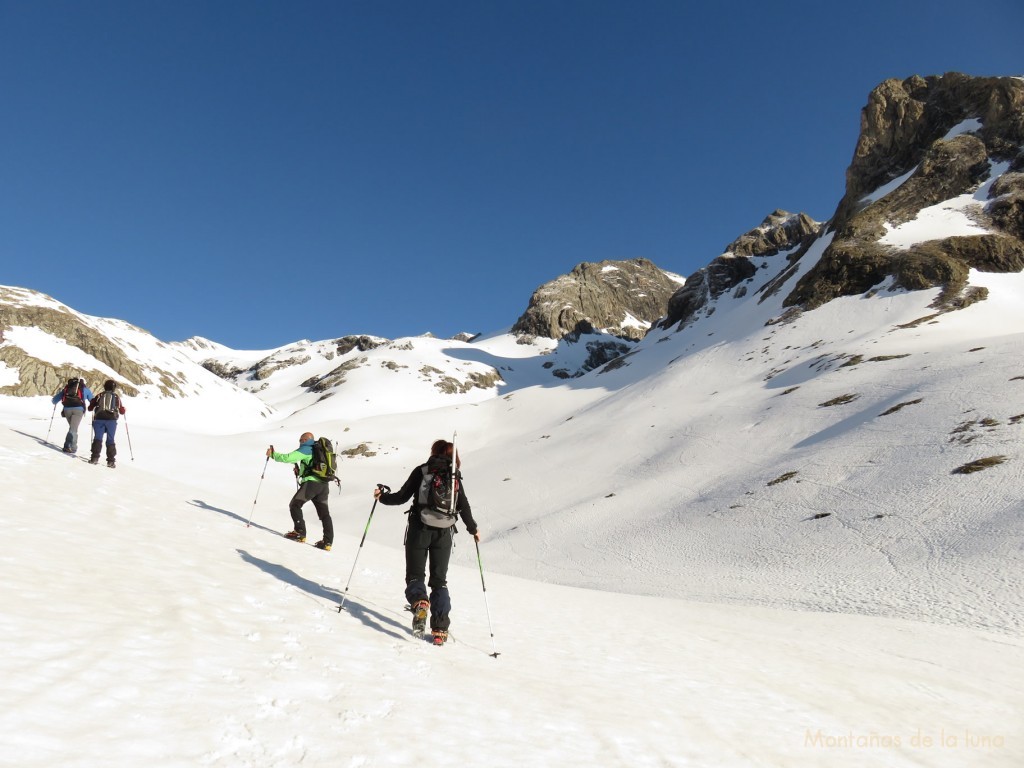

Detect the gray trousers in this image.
[61,409,85,452]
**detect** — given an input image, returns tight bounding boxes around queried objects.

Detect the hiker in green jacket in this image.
[267,432,334,550]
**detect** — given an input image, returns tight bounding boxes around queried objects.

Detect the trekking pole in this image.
[337,484,389,612]
[45,402,58,445]
[247,456,270,527]
[475,538,501,658]
[122,415,135,461]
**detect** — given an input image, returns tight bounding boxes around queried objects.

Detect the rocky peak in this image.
[785,73,1024,312]
[511,257,683,341]
[833,73,1024,231]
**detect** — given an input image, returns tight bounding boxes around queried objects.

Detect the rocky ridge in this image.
[0,286,171,398]
[660,211,821,329]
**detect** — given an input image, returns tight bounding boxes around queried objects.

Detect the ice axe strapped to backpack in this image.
[416,455,461,528]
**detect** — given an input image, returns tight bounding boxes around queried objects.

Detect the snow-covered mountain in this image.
[2,72,1023,766]
[0,285,274,429]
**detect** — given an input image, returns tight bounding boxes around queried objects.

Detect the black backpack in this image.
[304,437,337,482]
[94,391,121,420]
[417,456,460,528]
[61,379,85,408]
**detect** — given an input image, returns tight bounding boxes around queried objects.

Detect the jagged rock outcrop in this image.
[988,168,1024,239]
[334,335,384,356]
[659,211,820,329]
[303,357,365,392]
[511,258,682,341]
[727,210,821,258]
[202,360,248,379]
[838,74,1024,221]
[785,73,1024,311]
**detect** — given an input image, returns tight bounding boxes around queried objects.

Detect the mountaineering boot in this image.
[314,540,332,551]
[411,600,429,636]
[89,439,102,464]
[285,530,306,543]
[107,460,116,469]
[431,629,448,646]
[88,458,99,465]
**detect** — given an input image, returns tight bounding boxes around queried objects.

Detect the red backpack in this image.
[61,379,85,408]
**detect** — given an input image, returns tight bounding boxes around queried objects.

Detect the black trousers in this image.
[289,481,333,543]
[404,515,455,630]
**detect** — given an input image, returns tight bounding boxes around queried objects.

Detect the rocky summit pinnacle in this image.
[658,72,1024,332]
[511,257,683,341]
[786,73,1024,312]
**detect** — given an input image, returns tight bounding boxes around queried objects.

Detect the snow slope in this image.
[1,409,1021,767]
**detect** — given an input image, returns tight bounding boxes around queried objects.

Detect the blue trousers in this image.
[91,419,118,462]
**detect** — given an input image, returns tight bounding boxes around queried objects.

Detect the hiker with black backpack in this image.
[87,379,126,467]
[373,438,480,646]
[51,377,94,455]
[266,432,336,550]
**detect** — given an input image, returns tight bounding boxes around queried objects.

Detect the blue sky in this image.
[2,1,1022,349]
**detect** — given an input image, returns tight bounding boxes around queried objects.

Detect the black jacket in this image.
[379,463,478,535]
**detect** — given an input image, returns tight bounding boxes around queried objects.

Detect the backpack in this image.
[62,379,85,408]
[417,456,460,528]
[94,391,121,420]
[304,437,337,482]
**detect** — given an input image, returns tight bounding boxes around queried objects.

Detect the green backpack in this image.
[305,437,337,482]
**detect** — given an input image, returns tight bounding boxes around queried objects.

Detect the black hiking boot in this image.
[284,530,306,543]
[314,540,332,551]
[431,629,448,646]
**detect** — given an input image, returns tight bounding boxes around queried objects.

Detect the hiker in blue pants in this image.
[88,380,126,468]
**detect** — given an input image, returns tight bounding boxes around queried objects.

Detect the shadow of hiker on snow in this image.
[189,499,278,536]
[11,428,71,454]
[236,549,409,642]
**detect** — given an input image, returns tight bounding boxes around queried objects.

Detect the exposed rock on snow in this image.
[511,257,683,341]
[659,211,820,330]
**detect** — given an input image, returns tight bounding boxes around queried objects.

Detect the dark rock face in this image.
[512,258,681,341]
[786,74,1024,312]
[988,172,1024,239]
[659,211,820,329]
[837,73,1024,222]
[334,335,383,356]
[202,360,247,380]
[726,210,821,258]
